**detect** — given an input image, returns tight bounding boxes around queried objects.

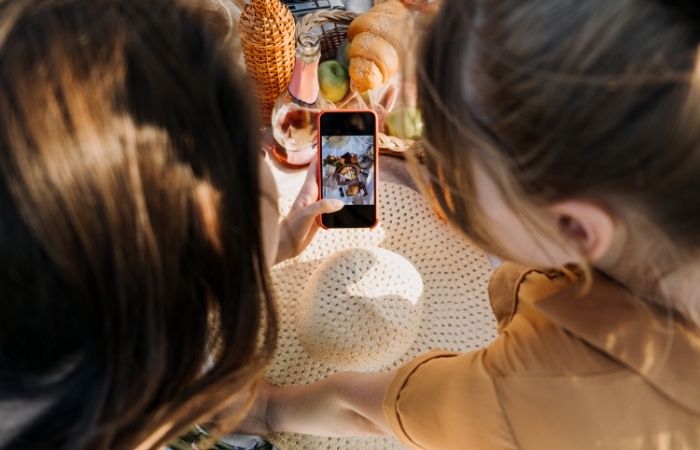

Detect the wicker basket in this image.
[296,9,420,159]
[239,0,296,123]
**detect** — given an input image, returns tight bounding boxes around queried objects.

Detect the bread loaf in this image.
[347,0,411,91]
[349,58,384,93]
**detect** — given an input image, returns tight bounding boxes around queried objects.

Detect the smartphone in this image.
[318,110,378,229]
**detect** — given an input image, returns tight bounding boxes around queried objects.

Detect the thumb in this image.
[305,198,345,217]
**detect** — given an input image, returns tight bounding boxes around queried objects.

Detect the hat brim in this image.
[266,181,496,450]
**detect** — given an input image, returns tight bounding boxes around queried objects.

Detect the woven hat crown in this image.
[297,248,424,371]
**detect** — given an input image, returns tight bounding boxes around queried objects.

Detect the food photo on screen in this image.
[321,135,375,206]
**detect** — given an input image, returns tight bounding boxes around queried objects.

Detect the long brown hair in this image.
[417,0,700,278]
[0,0,276,448]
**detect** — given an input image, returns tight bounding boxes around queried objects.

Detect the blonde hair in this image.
[414,0,700,318]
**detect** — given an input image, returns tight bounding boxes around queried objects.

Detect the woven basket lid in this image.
[239,0,296,122]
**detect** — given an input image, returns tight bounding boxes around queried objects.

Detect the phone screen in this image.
[319,111,377,228]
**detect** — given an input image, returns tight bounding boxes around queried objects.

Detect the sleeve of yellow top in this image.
[383,350,519,450]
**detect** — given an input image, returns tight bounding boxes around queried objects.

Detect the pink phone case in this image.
[317,110,379,230]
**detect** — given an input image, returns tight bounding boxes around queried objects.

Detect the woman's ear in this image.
[549,200,616,262]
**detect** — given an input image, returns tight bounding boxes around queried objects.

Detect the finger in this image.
[278,199,344,262]
[302,198,345,217]
[289,199,343,251]
[288,158,319,212]
[306,155,318,178]
[300,224,320,251]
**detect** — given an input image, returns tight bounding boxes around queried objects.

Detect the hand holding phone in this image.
[276,160,345,263]
[318,111,378,229]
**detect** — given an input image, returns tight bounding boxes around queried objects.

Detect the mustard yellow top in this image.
[383,263,700,449]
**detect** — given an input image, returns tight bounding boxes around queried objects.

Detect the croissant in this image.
[347,0,411,92]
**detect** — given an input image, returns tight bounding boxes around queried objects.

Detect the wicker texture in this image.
[298,10,355,62]
[239,0,296,123]
[297,248,425,372]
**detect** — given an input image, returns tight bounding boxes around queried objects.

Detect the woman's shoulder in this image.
[485,263,618,377]
[488,262,573,330]
[385,263,700,449]
[488,261,700,415]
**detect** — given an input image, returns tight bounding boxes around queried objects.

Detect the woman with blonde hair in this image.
[242,0,700,448]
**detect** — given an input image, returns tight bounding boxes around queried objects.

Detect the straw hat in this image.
[266,181,497,450]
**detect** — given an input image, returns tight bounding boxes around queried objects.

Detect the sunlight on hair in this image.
[134,421,175,450]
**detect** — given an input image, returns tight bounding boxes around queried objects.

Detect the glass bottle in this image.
[271,32,330,169]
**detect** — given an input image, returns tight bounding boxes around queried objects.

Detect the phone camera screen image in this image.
[319,111,377,228]
[321,135,375,205]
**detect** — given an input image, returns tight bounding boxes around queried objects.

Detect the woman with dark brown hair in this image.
[0,0,342,448]
[242,0,700,448]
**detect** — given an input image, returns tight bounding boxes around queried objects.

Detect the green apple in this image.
[318,60,350,103]
[385,107,424,140]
